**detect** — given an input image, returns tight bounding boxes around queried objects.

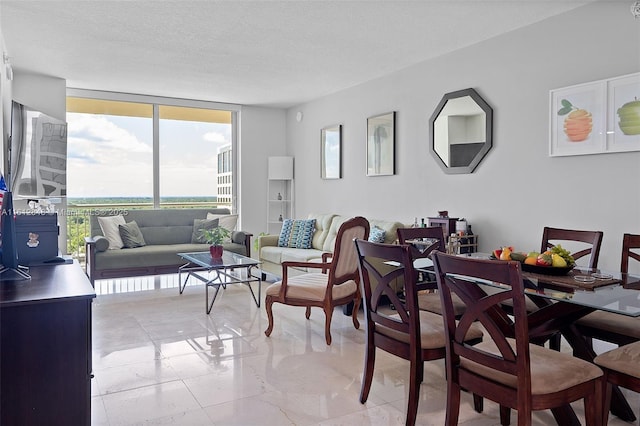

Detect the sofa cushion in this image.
[307,213,336,250]
[260,246,325,265]
[119,220,146,248]
[98,215,126,250]
[94,236,110,252]
[322,215,350,252]
[206,213,238,243]
[278,219,316,248]
[191,218,219,244]
[280,248,325,264]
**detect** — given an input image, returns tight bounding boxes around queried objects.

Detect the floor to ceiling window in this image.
[64,90,238,259]
[157,105,232,207]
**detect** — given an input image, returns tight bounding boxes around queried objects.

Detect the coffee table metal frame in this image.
[178,251,262,314]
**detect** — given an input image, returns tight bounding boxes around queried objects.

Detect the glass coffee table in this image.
[178,251,262,314]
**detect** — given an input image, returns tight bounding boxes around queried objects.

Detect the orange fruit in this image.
[524,256,537,266]
[564,109,592,142]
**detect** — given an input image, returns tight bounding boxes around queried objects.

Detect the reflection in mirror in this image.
[321,124,342,179]
[429,88,493,174]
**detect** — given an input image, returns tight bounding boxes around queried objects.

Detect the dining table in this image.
[413,251,640,425]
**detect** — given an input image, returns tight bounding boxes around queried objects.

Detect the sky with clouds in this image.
[66,113,231,198]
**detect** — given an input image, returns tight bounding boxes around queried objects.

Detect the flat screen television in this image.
[7,101,67,198]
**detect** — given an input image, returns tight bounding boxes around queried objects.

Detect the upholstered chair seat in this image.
[265,273,357,301]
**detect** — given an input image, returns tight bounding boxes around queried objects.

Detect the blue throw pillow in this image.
[368,226,386,243]
[278,219,316,249]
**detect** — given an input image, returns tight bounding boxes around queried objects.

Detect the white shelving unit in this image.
[267,157,294,235]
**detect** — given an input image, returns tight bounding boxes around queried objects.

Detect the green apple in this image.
[617,99,640,135]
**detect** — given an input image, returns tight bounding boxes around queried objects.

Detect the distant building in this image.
[217,144,232,208]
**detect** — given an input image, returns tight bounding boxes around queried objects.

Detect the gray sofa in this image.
[85,208,252,284]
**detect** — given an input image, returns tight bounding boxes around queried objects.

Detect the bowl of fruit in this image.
[491,245,575,276]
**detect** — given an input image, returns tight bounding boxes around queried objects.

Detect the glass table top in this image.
[178,251,260,269]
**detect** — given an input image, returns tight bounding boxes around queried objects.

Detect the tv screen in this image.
[8,101,67,198]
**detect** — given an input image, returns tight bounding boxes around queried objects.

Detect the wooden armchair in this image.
[432,252,603,426]
[354,239,483,426]
[264,216,369,345]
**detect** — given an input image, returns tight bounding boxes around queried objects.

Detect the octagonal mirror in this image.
[429,88,493,174]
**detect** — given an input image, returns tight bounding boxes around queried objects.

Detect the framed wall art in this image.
[550,71,640,157]
[321,124,342,179]
[366,111,396,176]
[607,73,640,153]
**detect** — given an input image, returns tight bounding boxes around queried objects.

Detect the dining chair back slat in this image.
[621,233,640,274]
[541,227,603,269]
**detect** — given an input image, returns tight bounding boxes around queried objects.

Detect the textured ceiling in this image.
[1,1,598,108]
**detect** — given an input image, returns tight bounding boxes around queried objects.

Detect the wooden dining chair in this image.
[594,340,640,425]
[354,239,483,426]
[539,227,604,350]
[397,226,467,317]
[264,216,369,345]
[432,252,604,426]
[541,226,604,269]
[575,233,640,346]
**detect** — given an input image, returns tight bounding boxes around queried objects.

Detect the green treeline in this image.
[67,196,217,205]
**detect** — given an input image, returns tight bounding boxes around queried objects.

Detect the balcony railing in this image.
[65,201,229,268]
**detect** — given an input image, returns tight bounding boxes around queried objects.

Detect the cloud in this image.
[203,130,228,146]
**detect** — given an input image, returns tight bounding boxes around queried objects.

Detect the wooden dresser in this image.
[0,261,95,425]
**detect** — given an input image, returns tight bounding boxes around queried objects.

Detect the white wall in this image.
[286,1,640,272]
[238,106,287,243]
[1,28,10,173]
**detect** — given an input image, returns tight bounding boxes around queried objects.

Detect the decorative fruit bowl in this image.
[491,245,576,276]
[521,263,574,276]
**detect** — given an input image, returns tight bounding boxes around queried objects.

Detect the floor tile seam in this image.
[91,394,112,426]
[97,377,187,399]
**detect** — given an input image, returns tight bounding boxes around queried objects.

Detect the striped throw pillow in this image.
[278,219,316,249]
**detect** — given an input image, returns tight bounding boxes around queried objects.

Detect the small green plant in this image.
[253,232,270,251]
[199,226,230,246]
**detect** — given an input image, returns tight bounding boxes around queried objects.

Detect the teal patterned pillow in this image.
[278,219,316,249]
[368,226,386,243]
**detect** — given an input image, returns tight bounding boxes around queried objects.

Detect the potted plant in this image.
[199,226,231,259]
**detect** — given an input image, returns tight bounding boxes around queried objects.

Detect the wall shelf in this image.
[267,157,294,235]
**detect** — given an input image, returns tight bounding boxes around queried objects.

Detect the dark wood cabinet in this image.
[0,261,95,426]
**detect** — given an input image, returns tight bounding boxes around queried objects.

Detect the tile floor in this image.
[91,274,639,425]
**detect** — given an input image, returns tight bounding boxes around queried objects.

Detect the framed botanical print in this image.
[607,73,640,153]
[550,81,606,157]
[366,111,395,176]
[321,124,342,179]
[550,71,640,156]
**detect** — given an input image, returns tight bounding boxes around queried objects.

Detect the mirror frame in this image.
[429,88,493,174]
